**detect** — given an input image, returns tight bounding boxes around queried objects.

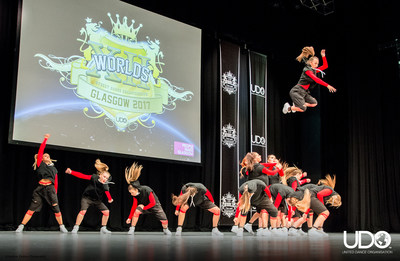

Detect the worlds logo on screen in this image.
[35,13,193,132]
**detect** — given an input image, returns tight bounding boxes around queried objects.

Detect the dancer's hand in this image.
[276,162,282,169]
[306,178,311,183]
[65,168,72,174]
[302,172,307,177]
[175,210,179,216]
[321,49,326,57]
[44,134,51,139]
[327,85,336,93]
[126,218,131,224]
[108,199,113,203]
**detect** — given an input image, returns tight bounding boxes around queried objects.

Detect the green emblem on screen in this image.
[35,14,193,131]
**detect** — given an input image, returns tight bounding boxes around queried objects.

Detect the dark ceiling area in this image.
[121,0,400,59]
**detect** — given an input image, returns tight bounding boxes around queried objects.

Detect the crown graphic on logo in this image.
[107,13,143,42]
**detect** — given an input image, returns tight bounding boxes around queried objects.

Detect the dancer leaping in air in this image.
[283,46,336,114]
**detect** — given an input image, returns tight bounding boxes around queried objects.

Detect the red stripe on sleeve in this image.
[105,191,112,201]
[70,170,92,180]
[262,167,280,176]
[305,70,329,87]
[317,56,328,71]
[264,186,272,199]
[260,163,277,168]
[205,189,215,203]
[142,192,156,210]
[235,193,242,218]
[291,180,298,191]
[317,189,333,203]
[299,179,308,185]
[37,138,48,167]
[54,173,58,193]
[128,197,138,219]
[274,193,282,208]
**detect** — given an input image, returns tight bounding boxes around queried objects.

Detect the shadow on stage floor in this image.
[0,232,398,261]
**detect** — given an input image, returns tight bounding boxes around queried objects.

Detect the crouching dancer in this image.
[125,162,171,236]
[172,182,224,237]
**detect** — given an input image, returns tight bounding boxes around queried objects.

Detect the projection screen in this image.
[11,0,202,163]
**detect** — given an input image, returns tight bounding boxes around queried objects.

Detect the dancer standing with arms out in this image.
[172,182,224,236]
[16,134,68,233]
[283,47,336,114]
[125,162,172,236]
[65,159,114,234]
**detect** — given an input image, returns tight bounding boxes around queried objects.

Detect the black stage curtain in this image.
[333,0,400,233]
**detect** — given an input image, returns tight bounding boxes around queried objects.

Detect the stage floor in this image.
[0,231,398,261]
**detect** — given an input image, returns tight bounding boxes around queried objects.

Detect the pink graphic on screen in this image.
[174,141,194,157]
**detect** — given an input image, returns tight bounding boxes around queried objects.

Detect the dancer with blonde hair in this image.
[125,162,171,236]
[236,152,285,234]
[288,174,341,237]
[65,159,114,234]
[172,182,223,236]
[283,47,336,114]
[16,134,68,233]
[265,154,286,185]
[285,166,311,191]
[235,179,279,237]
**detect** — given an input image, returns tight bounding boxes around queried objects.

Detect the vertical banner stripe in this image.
[249,51,267,160]
[219,40,240,225]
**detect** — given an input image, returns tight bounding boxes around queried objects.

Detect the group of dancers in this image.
[15,134,223,236]
[231,152,341,237]
[15,47,340,236]
[15,134,341,238]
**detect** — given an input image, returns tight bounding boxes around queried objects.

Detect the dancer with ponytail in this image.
[240,152,283,186]
[286,189,312,236]
[235,179,280,237]
[269,183,298,235]
[172,182,223,236]
[285,166,311,191]
[125,162,171,236]
[283,47,336,114]
[285,166,315,233]
[237,152,284,234]
[284,166,310,235]
[266,154,286,186]
[289,174,341,237]
[65,159,114,234]
[16,134,68,233]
